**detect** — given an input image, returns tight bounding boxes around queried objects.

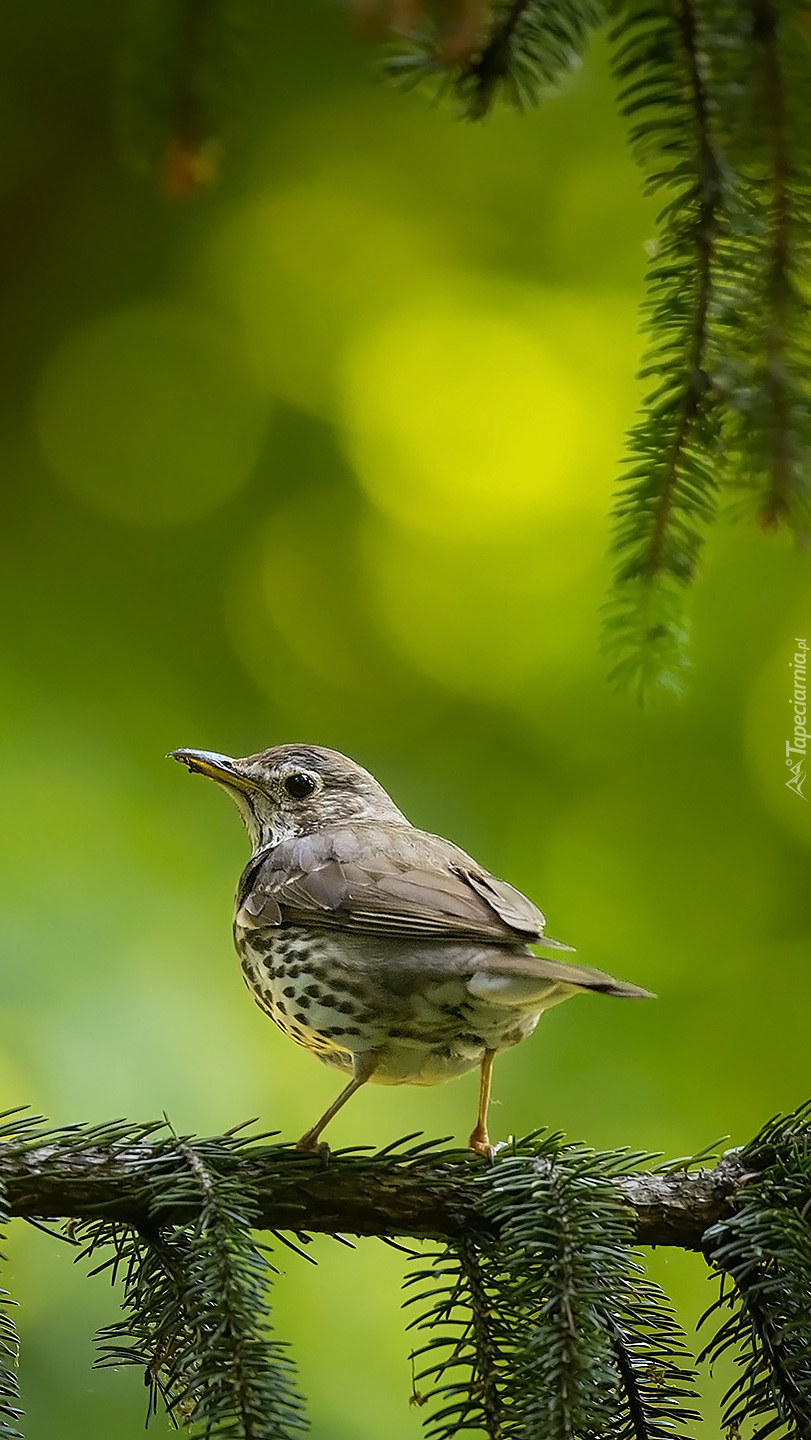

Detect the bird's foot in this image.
[296,1130,331,1163]
[468,1125,496,1164]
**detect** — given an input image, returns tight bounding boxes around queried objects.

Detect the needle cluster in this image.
[405,1132,699,1440]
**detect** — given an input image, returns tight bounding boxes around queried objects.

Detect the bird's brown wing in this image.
[237,821,568,949]
[238,824,654,998]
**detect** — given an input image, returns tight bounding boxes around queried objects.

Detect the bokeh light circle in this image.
[340,285,636,541]
[35,303,271,526]
[360,514,602,699]
[204,176,446,414]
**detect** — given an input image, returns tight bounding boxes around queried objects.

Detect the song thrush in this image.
[172,743,652,1157]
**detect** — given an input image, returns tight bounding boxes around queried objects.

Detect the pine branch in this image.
[404,1138,700,1439]
[0,1190,22,1440]
[0,1112,50,1440]
[84,1135,307,1439]
[699,1103,811,1440]
[118,0,249,194]
[404,1240,507,1440]
[603,0,733,699]
[383,0,604,119]
[0,1120,758,1247]
[483,1145,635,1439]
[717,0,811,535]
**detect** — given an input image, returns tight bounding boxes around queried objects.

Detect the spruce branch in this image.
[0,1111,53,1440]
[404,1137,700,1439]
[603,0,731,698]
[0,1172,22,1439]
[0,1287,21,1440]
[458,1238,504,1439]
[717,0,811,536]
[0,1117,760,1247]
[608,1278,701,1440]
[484,1146,630,1439]
[5,1107,811,1438]
[699,1103,811,1440]
[118,0,249,194]
[404,1240,507,1440]
[383,0,604,119]
[104,2,811,684]
[755,0,796,530]
[482,1142,700,1440]
[75,1129,308,1439]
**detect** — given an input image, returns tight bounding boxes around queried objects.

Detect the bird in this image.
[171,743,652,1159]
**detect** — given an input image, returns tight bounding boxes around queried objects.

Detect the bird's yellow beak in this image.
[170,748,257,793]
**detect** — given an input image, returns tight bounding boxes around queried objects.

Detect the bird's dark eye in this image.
[283,771,317,800]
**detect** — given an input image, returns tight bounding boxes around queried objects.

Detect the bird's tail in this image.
[528,953,655,998]
[470,954,655,1006]
[584,974,655,999]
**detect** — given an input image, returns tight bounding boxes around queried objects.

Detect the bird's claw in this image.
[468,1128,496,1164]
[296,1131,331,1163]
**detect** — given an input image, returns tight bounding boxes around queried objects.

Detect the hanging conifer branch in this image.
[0,1113,46,1440]
[719,0,811,537]
[456,1239,504,1439]
[699,1105,811,1440]
[608,1278,702,1439]
[360,0,811,694]
[757,0,795,529]
[107,1,811,691]
[382,0,605,119]
[491,1148,630,1438]
[0,1193,22,1440]
[404,1240,507,1439]
[76,1131,308,1439]
[404,1138,700,1440]
[600,0,732,697]
[118,0,248,195]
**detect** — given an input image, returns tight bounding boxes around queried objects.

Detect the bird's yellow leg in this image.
[468,1048,497,1160]
[297,1050,380,1158]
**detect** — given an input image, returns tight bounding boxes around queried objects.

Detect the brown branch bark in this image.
[1,1141,752,1250]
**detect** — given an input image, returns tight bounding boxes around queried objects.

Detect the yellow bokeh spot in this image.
[361,514,602,698]
[35,303,270,527]
[203,177,446,413]
[341,284,638,540]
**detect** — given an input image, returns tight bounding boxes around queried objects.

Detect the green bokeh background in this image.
[1,5,809,1437]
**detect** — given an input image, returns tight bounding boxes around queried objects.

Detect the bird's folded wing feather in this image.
[237,822,568,949]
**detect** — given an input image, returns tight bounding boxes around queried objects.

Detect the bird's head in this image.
[170,742,408,852]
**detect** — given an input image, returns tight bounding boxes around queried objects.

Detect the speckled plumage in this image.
[173,742,652,1155]
[235,924,570,1086]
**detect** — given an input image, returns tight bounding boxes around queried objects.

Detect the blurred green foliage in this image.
[0,3,809,1437]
